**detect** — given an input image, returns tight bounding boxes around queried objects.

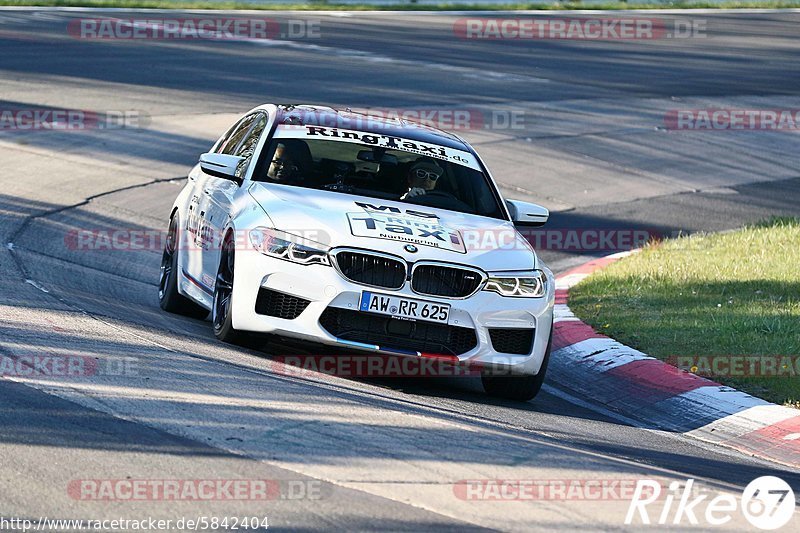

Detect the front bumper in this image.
[232,249,555,376]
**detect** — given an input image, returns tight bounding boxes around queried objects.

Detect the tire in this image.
[481,326,552,402]
[159,215,209,320]
[212,231,245,344]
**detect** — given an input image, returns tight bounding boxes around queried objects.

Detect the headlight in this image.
[483,270,547,298]
[248,227,330,266]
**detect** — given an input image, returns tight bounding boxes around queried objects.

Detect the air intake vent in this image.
[333,250,406,289]
[411,264,484,298]
[255,288,310,319]
[319,307,478,356]
[489,328,535,355]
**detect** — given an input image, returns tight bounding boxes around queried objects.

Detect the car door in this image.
[201,112,268,282]
[185,113,259,293]
[181,163,209,288]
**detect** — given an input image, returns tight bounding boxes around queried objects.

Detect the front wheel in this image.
[158,215,209,319]
[482,326,552,401]
[212,232,244,344]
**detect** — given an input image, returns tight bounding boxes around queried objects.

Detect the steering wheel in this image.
[419,190,458,201]
[407,190,472,212]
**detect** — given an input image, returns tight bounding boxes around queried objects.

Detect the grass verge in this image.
[2,0,800,11]
[570,218,800,408]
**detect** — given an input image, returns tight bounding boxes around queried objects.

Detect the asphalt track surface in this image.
[1,8,800,531]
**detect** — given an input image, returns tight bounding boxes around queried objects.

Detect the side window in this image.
[235,114,267,160]
[213,120,239,153]
[217,114,257,155]
[233,114,268,178]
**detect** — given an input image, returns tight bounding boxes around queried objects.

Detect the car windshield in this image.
[254,128,504,219]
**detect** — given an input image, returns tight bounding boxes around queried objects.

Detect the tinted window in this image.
[254,137,503,219]
[233,114,268,178]
[235,114,267,159]
[218,114,257,155]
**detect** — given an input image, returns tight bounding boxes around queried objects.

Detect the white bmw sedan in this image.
[159,104,555,400]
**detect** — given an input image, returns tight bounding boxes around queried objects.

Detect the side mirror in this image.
[199,152,246,181]
[507,199,549,227]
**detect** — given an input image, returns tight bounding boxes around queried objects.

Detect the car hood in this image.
[248,183,537,272]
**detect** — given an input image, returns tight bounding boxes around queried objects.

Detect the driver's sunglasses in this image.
[271,158,293,169]
[414,168,442,181]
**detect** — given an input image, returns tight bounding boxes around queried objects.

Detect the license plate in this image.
[359,291,450,324]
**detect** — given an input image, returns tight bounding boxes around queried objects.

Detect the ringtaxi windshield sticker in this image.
[275,125,481,170]
[347,211,467,253]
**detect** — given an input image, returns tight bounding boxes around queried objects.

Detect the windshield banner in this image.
[275,125,482,170]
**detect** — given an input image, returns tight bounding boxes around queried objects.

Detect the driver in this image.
[401,159,443,200]
[267,143,299,182]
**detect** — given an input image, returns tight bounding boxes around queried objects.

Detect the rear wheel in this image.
[212,231,244,344]
[482,326,552,401]
[158,215,208,319]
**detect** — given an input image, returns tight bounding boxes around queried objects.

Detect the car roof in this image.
[257,104,472,152]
